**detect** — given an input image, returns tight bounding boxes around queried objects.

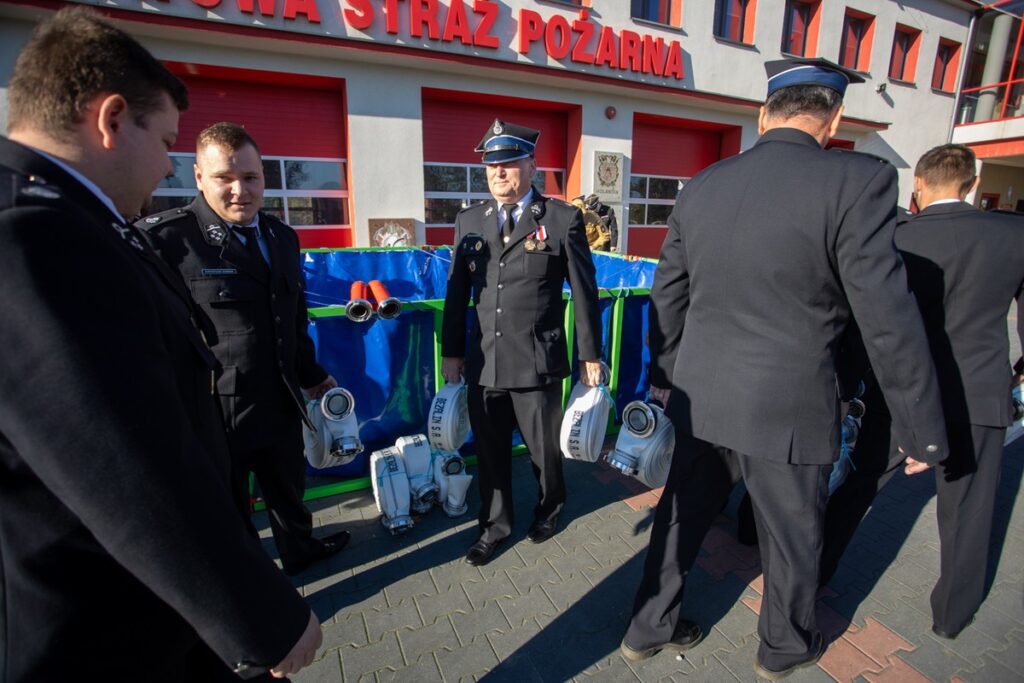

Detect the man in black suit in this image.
[0,8,320,681]
[620,58,948,680]
[441,119,603,566]
[822,144,1024,639]
[141,122,348,576]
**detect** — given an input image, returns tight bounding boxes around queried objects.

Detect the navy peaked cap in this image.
[475,119,540,164]
[764,57,865,98]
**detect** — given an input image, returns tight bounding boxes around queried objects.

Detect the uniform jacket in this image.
[0,136,310,681]
[895,202,1024,427]
[140,194,327,453]
[442,188,602,389]
[649,127,948,465]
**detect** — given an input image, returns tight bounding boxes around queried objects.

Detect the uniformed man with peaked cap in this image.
[619,57,948,680]
[441,119,603,567]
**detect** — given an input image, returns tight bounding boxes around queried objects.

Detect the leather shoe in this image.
[620,619,704,662]
[281,530,350,576]
[465,537,504,566]
[526,516,559,544]
[753,635,825,681]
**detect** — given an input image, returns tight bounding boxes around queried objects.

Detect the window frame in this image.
[627,173,689,228]
[714,0,756,45]
[781,0,820,58]
[932,38,962,93]
[422,162,567,228]
[888,24,921,83]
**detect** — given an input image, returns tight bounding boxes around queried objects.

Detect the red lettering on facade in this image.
[442,0,471,43]
[282,0,319,22]
[237,0,275,16]
[410,0,441,40]
[619,29,641,71]
[384,0,400,34]
[343,0,374,30]
[191,0,220,8]
[593,25,618,68]
[642,35,665,76]
[664,40,684,79]
[518,9,543,54]
[544,14,571,60]
[472,0,499,48]
[570,15,595,64]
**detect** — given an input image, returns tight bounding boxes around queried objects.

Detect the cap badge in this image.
[493,122,503,135]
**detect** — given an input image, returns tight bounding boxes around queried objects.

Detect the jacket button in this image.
[218,290,227,298]
[495,331,503,337]
[271,294,277,302]
[926,444,938,453]
[497,284,504,290]
[496,308,503,314]
[274,316,282,323]
[499,262,505,268]
[277,338,283,346]
[278,360,284,368]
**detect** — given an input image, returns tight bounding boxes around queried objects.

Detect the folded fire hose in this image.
[396,434,438,514]
[427,380,471,452]
[607,400,674,489]
[559,364,613,463]
[302,387,363,469]
[370,445,413,534]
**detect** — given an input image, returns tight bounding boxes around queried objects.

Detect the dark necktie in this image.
[234,225,264,264]
[501,204,517,243]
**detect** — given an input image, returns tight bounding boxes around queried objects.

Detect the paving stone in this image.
[982,580,1024,625]
[309,592,338,625]
[818,636,884,682]
[897,631,976,682]
[547,547,603,581]
[377,653,443,682]
[435,636,499,681]
[485,618,544,660]
[397,617,460,662]
[339,632,404,680]
[321,613,369,649]
[921,619,1005,669]
[464,568,516,609]
[860,655,933,683]
[986,629,1024,677]
[539,571,594,612]
[480,650,545,682]
[514,537,567,567]
[854,574,920,613]
[364,600,423,642]
[574,652,642,682]
[496,584,559,628]
[292,649,343,682]
[476,543,528,579]
[451,600,511,645]
[430,558,484,593]
[505,559,561,595]
[335,585,387,613]
[415,585,473,625]
[553,525,603,554]
[384,569,438,606]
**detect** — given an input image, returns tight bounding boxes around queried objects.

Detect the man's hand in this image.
[898,447,933,475]
[442,357,464,384]
[271,611,322,678]
[649,385,671,407]
[302,375,337,400]
[581,360,604,387]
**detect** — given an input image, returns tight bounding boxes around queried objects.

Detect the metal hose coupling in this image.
[345,280,374,323]
[369,279,402,320]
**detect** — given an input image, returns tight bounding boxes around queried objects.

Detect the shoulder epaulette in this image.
[833,148,892,166]
[135,205,191,230]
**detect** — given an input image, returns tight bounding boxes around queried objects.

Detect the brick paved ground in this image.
[265,434,1024,682]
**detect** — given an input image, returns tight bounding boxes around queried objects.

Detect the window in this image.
[423,163,565,227]
[151,154,349,227]
[628,175,687,227]
[714,0,756,44]
[782,0,820,57]
[631,0,681,27]
[932,38,961,92]
[888,25,921,82]
[838,10,874,73]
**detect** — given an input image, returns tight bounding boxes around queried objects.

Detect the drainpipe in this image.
[948,11,979,142]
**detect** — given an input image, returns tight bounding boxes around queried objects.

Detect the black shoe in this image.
[527,515,559,544]
[465,537,505,566]
[281,530,350,576]
[620,619,704,662]
[932,616,974,640]
[753,637,825,681]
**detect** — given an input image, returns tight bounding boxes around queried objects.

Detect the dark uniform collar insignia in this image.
[144,215,162,224]
[20,184,61,200]
[203,223,229,247]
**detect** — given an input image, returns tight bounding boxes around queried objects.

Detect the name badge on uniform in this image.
[202,268,238,276]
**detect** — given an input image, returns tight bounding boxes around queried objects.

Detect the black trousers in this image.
[467,382,565,543]
[823,417,1005,634]
[230,416,316,565]
[625,433,830,671]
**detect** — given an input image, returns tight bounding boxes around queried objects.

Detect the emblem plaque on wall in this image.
[593,152,624,203]
[369,218,416,247]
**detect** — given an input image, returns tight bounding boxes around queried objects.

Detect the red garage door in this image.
[627,114,741,258]
[422,89,573,245]
[152,66,351,249]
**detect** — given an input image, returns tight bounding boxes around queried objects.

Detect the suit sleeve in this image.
[1015,280,1024,375]
[648,191,691,389]
[295,248,328,388]
[835,164,948,464]
[564,207,602,361]
[441,216,470,358]
[0,206,311,669]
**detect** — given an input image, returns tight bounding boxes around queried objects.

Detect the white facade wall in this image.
[0,1,974,245]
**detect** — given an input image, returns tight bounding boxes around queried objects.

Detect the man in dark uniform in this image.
[140,122,348,576]
[822,144,1024,640]
[0,9,320,681]
[441,119,603,566]
[620,58,948,680]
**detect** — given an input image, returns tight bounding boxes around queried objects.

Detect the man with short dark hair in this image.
[822,143,1024,640]
[620,58,948,680]
[0,8,320,681]
[140,121,348,576]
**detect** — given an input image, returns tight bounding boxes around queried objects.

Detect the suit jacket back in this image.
[896,203,1024,426]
